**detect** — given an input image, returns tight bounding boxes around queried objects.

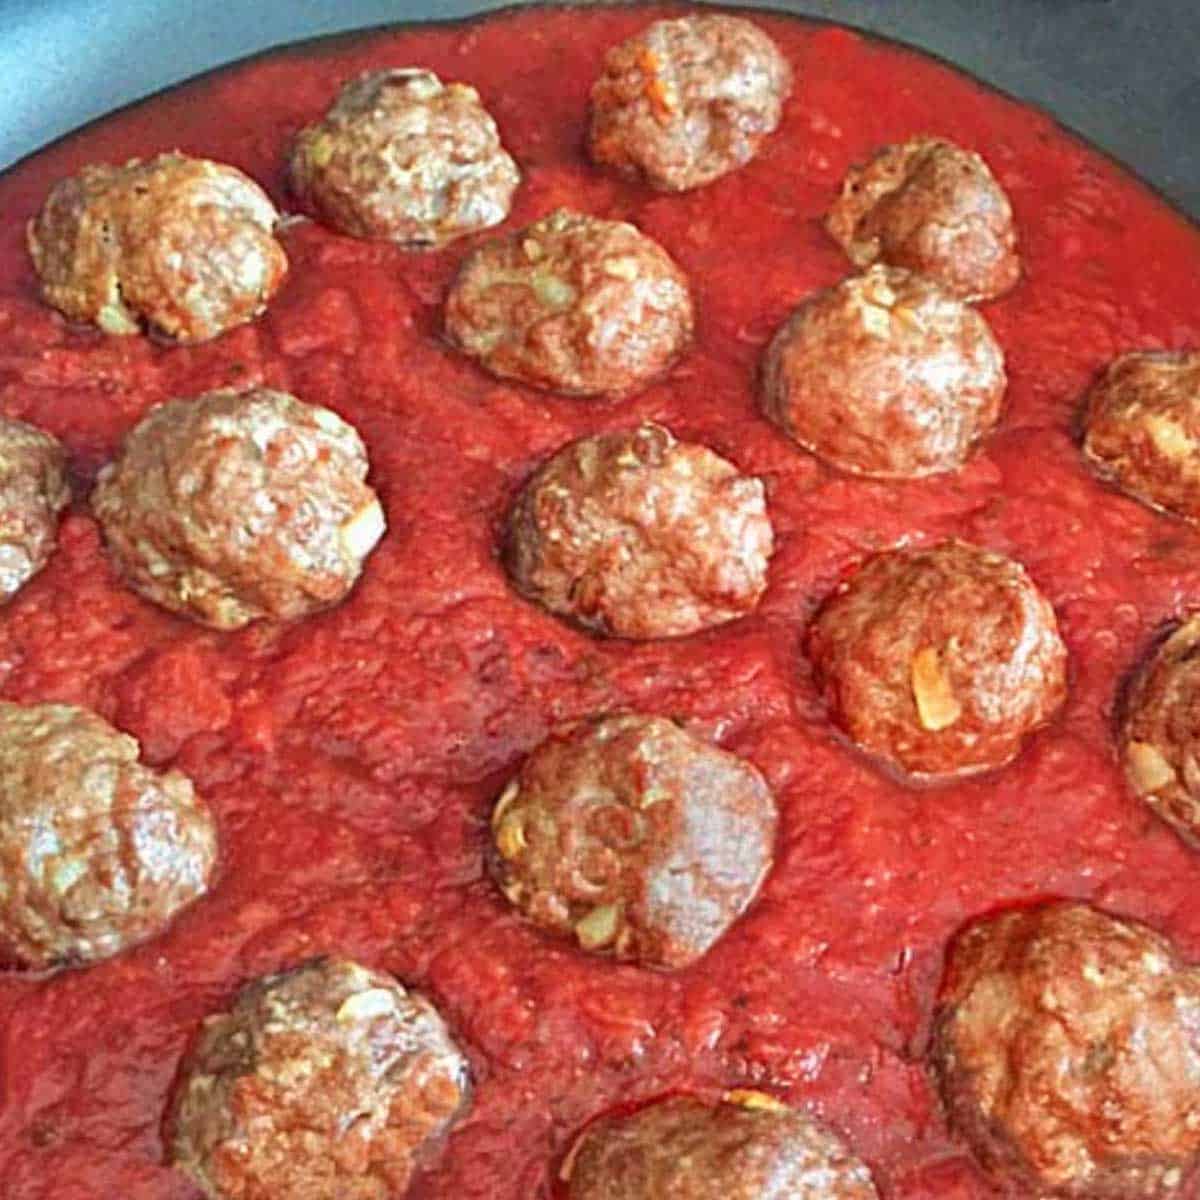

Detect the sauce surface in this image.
[1,4,1200,1197]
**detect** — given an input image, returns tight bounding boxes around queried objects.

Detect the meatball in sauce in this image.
[0,417,69,602]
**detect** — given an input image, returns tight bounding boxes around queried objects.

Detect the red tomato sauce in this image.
[1,4,1200,1197]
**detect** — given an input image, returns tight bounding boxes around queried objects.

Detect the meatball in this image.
[762,266,1006,479]
[504,424,772,640]
[27,153,287,343]
[807,540,1067,779]
[563,1092,878,1200]
[0,701,216,971]
[588,15,792,192]
[0,417,69,602]
[170,957,471,1200]
[489,714,777,969]
[1081,350,1200,523]
[444,208,693,397]
[92,388,385,630]
[930,901,1200,1198]
[825,136,1020,302]
[289,68,520,247]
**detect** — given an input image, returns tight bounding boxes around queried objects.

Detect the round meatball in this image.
[92,388,385,630]
[289,68,520,247]
[762,266,1006,478]
[170,957,471,1200]
[563,1092,878,1200]
[27,153,287,343]
[1081,350,1200,523]
[0,417,69,602]
[588,15,792,192]
[931,901,1200,1198]
[504,424,772,640]
[0,701,216,971]
[489,714,777,969]
[807,540,1067,779]
[444,208,693,397]
[825,136,1020,302]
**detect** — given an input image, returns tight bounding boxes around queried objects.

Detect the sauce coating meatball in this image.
[489,714,777,969]
[762,266,1005,479]
[588,15,792,192]
[27,153,286,343]
[1081,351,1200,523]
[444,208,693,397]
[825,136,1020,302]
[504,423,772,640]
[92,387,385,630]
[170,957,471,1200]
[931,901,1200,1198]
[563,1092,878,1200]
[808,540,1067,779]
[289,68,520,246]
[0,417,69,602]
[0,701,216,971]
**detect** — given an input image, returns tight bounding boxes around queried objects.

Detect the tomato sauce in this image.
[1,4,1200,1197]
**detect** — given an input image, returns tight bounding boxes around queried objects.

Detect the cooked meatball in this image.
[27,153,287,343]
[289,68,520,247]
[170,957,471,1200]
[825,136,1020,302]
[588,15,792,192]
[808,540,1067,779]
[444,208,693,397]
[930,901,1200,1198]
[489,714,776,969]
[0,417,69,602]
[1081,351,1200,523]
[762,266,1006,478]
[0,701,216,970]
[563,1092,878,1200]
[504,424,772,640]
[92,388,385,630]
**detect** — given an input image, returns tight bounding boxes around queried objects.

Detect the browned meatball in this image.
[289,68,520,247]
[27,153,287,343]
[0,417,69,602]
[92,388,385,630]
[930,901,1200,1198]
[808,540,1067,779]
[563,1092,878,1200]
[1081,351,1200,523]
[505,423,772,640]
[588,15,792,192]
[444,208,693,397]
[762,266,1006,479]
[0,701,216,971]
[170,957,471,1200]
[825,136,1020,302]
[489,714,777,969]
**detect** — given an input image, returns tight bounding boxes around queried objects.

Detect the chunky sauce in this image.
[1,4,1199,1197]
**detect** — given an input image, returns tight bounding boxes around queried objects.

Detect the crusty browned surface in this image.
[930,901,1200,1198]
[0,701,216,971]
[825,136,1020,302]
[91,387,385,630]
[170,957,471,1200]
[489,714,776,969]
[761,265,1005,479]
[27,153,286,343]
[1081,350,1200,523]
[444,208,693,397]
[290,68,520,246]
[564,1092,877,1200]
[0,417,69,602]
[588,14,791,192]
[504,423,772,640]
[807,540,1066,779]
